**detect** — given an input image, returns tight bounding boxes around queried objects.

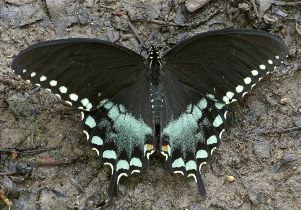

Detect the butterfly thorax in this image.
[148,46,163,126]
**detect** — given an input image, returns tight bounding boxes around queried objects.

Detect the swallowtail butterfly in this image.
[11,29,288,196]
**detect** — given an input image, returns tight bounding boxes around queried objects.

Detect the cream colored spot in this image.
[219,129,225,139]
[50,80,57,86]
[131,170,140,174]
[211,147,216,155]
[224,111,228,119]
[40,76,47,81]
[59,86,67,94]
[83,130,89,140]
[117,173,128,185]
[251,70,258,76]
[244,77,251,85]
[187,174,197,183]
[235,85,244,93]
[223,96,230,104]
[226,91,234,99]
[104,162,114,175]
[30,72,36,77]
[69,93,78,101]
[199,162,207,174]
[259,64,266,70]
[86,103,93,110]
[174,171,184,176]
[81,98,89,106]
[55,94,61,99]
[65,101,72,106]
[92,148,99,156]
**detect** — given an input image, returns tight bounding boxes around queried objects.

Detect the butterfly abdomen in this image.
[150,82,163,125]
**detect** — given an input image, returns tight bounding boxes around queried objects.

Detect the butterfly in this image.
[11,29,288,197]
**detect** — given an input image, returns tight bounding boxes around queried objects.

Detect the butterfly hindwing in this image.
[80,72,155,196]
[161,75,226,195]
[160,29,288,195]
[82,101,154,196]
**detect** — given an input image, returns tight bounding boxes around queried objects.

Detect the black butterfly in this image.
[11,29,288,197]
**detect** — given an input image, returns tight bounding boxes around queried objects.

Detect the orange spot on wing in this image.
[161,145,169,152]
[146,144,154,151]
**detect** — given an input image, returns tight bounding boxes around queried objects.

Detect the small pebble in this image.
[283,154,296,163]
[0,84,5,91]
[238,3,250,10]
[272,162,282,173]
[226,175,235,182]
[185,0,210,13]
[279,98,288,105]
[296,22,301,36]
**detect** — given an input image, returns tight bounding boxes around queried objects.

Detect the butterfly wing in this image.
[81,72,154,196]
[161,29,288,195]
[12,39,155,196]
[12,38,145,112]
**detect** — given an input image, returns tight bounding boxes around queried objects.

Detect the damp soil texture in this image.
[0,0,301,209]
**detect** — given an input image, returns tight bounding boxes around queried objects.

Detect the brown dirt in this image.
[0,0,300,209]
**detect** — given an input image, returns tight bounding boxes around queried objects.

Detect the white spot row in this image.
[222,57,281,104]
[23,70,94,110]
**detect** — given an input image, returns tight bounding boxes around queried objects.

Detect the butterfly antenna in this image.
[126,11,151,50]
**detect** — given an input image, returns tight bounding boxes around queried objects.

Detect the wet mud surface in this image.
[0,0,301,209]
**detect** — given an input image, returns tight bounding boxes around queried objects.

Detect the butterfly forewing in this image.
[160,29,288,195]
[12,39,145,111]
[163,29,288,105]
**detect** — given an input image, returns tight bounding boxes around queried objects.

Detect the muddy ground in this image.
[0,0,300,209]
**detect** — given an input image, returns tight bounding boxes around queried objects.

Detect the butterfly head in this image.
[148,45,161,68]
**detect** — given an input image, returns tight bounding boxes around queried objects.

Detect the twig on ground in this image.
[260,126,301,135]
[0,146,60,155]
[35,156,81,167]
[273,1,301,6]
[0,172,16,176]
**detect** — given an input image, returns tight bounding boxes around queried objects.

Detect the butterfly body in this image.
[148,46,164,128]
[11,29,288,197]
